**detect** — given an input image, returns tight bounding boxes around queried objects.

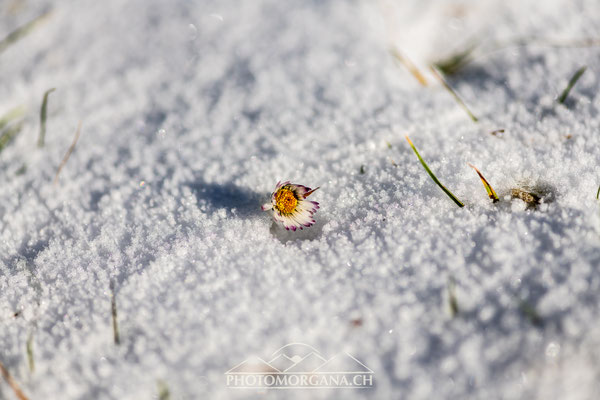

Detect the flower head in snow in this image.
[262,181,320,231]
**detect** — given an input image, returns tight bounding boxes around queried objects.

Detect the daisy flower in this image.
[261,181,320,231]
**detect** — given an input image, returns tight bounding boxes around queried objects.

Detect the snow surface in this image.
[1,0,600,399]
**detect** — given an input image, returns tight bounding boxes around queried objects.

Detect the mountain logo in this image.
[225,343,374,389]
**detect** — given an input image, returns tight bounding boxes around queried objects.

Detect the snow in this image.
[1,0,600,399]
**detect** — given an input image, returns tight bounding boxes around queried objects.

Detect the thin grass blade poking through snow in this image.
[157,380,171,400]
[447,276,459,317]
[430,66,478,123]
[390,47,428,86]
[0,10,53,54]
[433,44,477,77]
[405,136,464,208]
[0,122,23,153]
[261,181,320,231]
[0,106,25,132]
[597,185,600,200]
[38,88,56,148]
[469,164,499,203]
[519,299,543,327]
[558,66,586,104]
[27,332,35,373]
[0,106,25,153]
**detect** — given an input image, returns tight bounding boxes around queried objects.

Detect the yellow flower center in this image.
[274,188,298,214]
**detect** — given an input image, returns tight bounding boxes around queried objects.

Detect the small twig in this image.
[558,66,586,104]
[0,10,52,54]
[430,66,478,122]
[390,48,428,86]
[53,121,82,185]
[38,88,56,148]
[110,280,120,345]
[0,359,29,400]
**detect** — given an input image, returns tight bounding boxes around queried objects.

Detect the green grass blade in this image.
[447,276,459,317]
[158,380,171,400]
[430,66,478,122]
[518,299,543,327]
[469,164,499,202]
[16,164,27,175]
[558,66,586,104]
[0,106,25,132]
[596,185,599,200]
[405,136,464,207]
[26,332,35,373]
[0,10,53,54]
[0,122,23,153]
[433,44,476,76]
[38,88,56,148]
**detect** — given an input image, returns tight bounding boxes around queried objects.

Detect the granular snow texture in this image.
[1,0,600,399]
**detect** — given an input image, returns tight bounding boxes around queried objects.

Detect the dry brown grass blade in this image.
[53,121,82,185]
[0,360,29,400]
[390,48,428,86]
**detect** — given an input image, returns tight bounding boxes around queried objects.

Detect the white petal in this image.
[297,199,319,214]
[279,214,298,230]
[293,209,315,227]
